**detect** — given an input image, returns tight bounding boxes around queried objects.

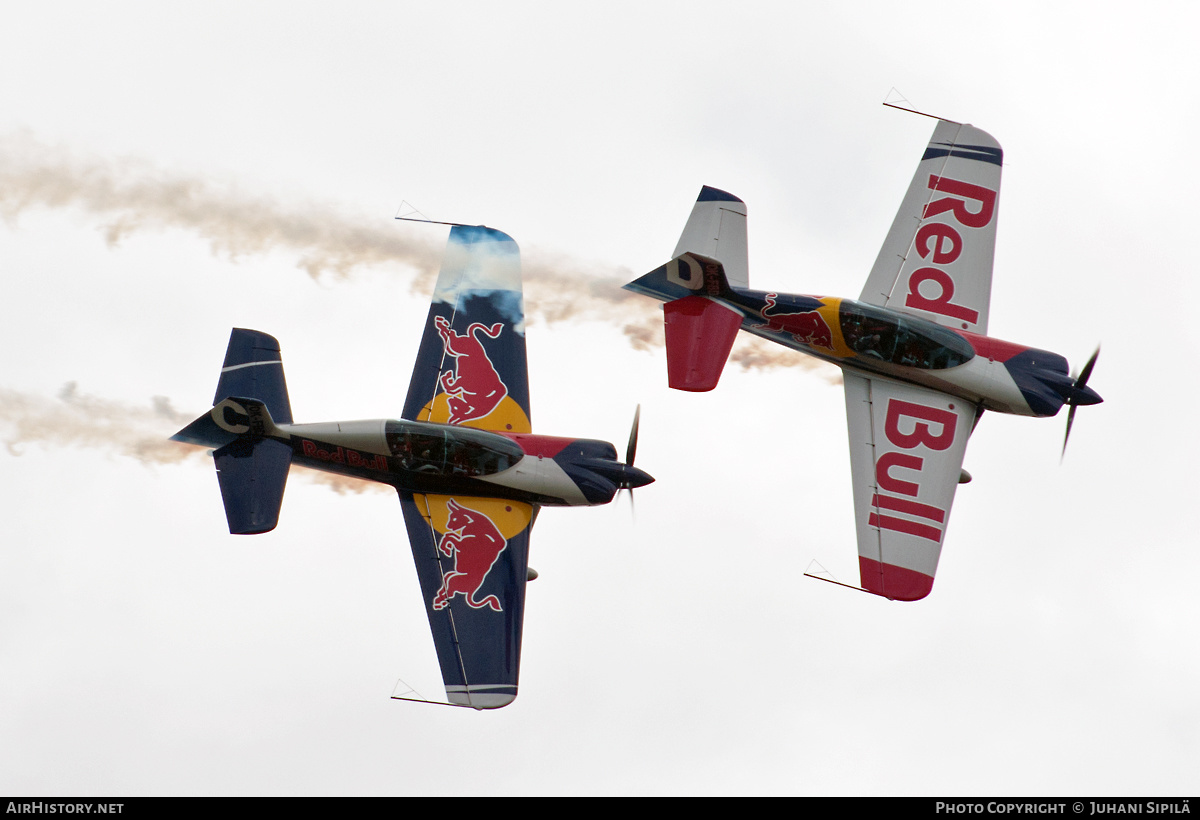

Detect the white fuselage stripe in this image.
[221,360,282,373]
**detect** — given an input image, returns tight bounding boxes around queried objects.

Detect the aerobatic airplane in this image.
[173,225,653,709]
[625,116,1101,602]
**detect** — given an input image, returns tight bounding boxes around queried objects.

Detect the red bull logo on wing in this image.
[754,293,835,351]
[432,498,508,612]
[434,315,509,425]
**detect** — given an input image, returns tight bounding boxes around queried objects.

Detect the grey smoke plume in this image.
[0,131,444,281]
[0,125,835,491]
[0,382,198,465]
[0,383,386,495]
[0,131,815,372]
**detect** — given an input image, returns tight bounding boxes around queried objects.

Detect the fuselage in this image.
[698,287,1100,417]
[179,405,652,507]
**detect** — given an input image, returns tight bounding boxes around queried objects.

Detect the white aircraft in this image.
[625,116,1101,601]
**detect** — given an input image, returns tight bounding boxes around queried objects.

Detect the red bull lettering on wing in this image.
[866,398,959,545]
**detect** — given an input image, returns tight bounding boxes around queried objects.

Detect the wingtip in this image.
[697,185,743,204]
[446,689,517,709]
[859,557,935,601]
[448,223,518,247]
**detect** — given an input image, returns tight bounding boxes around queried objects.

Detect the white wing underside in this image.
[843,372,975,600]
[859,120,1002,336]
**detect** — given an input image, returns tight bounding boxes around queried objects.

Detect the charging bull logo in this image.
[754,294,835,350]
[432,498,508,612]
[434,315,509,425]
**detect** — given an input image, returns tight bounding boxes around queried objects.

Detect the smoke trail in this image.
[0,383,386,495]
[0,131,444,282]
[0,131,820,374]
[729,345,843,384]
[0,123,835,492]
[0,382,197,465]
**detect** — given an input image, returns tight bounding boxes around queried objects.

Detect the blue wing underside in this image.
[401,225,531,430]
[398,492,531,709]
[394,225,535,709]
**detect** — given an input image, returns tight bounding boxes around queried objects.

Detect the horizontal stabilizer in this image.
[663,296,742,391]
[625,252,744,392]
[214,437,292,535]
[176,394,293,535]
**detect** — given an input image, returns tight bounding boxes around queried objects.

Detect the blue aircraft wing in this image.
[402,225,531,434]
[396,226,538,708]
[398,492,534,709]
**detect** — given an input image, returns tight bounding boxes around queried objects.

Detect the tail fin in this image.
[623,187,750,392]
[672,186,749,289]
[213,329,293,423]
[173,329,292,447]
[171,327,295,535]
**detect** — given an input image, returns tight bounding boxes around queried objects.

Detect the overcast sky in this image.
[1,1,1196,796]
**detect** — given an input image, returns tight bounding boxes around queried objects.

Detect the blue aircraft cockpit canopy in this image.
[384,419,524,478]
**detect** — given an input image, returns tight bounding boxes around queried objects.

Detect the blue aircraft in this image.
[173,225,652,708]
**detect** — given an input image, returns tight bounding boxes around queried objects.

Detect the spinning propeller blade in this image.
[626,404,640,468]
[1062,346,1101,461]
[619,405,643,515]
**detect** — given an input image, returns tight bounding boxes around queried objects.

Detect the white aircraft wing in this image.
[843,372,976,600]
[859,120,1002,335]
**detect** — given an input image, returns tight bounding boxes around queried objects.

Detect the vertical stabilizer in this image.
[672,186,749,289]
[214,435,292,535]
[214,329,293,424]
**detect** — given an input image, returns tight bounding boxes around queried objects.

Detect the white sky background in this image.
[1,0,1196,796]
